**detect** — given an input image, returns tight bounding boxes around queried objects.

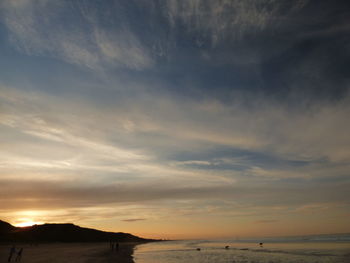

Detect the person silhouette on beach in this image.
[8,245,16,262]
[115,242,119,252]
[15,248,23,262]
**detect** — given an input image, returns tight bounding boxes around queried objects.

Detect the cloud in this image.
[121,218,146,222]
[0,177,235,210]
[295,203,334,214]
[1,0,153,70]
[0,173,349,211]
[162,0,309,45]
[254,219,279,224]
[2,84,350,181]
[174,160,212,166]
[94,28,154,70]
[0,0,315,71]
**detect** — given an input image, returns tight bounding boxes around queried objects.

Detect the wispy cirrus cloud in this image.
[162,0,309,45]
[1,0,153,70]
[0,0,312,71]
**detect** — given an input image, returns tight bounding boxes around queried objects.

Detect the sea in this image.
[134,234,350,263]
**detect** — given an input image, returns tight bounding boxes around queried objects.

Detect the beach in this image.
[0,242,138,263]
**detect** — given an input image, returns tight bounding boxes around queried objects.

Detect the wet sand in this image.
[0,242,139,263]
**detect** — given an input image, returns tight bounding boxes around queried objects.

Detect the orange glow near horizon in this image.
[14,220,44,227]
[4,210,350,240]
[10,211,45,227]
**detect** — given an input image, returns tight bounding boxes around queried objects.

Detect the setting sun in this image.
[14,220,43,227]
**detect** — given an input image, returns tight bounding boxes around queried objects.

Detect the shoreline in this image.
[94,242,138,263]
[0,242,144,262]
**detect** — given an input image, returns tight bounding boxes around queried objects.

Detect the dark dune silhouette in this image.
[0,219,154,243]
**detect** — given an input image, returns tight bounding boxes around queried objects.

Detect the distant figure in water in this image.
[15,248,23,262]
[8,245,16,262]
[196,248,201,251]
[259,242,263,247]
[225,245,230,249]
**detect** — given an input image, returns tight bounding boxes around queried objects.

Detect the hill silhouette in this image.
[0,220,16,235]
[0,220,154,243]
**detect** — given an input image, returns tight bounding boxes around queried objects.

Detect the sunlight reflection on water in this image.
[134,239,350,263]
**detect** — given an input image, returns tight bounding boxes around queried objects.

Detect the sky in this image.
[0,0,349,239]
